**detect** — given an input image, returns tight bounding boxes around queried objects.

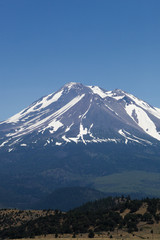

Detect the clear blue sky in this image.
[0,0,160,121]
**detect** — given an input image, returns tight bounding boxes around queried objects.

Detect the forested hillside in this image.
[1,197,160,239]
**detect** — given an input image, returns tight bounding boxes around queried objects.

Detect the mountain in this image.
[0,82,160,209]
[1,82,160,150]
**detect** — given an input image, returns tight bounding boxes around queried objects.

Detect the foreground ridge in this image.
[1,197,160,239]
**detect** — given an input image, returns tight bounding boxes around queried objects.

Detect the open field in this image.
[93,170,160,197]
[11,232,160,240]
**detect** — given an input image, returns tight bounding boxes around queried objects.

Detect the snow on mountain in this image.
[0,82,160,151]
[125,103,160,141]
[88,86,108,98]
[4,89,64,124]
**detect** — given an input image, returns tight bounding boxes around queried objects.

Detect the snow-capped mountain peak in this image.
[0,82,160,151]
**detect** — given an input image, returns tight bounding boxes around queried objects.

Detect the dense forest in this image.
[1,197,160,239]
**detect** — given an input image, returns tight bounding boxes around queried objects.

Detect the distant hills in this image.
[33,187,107,211]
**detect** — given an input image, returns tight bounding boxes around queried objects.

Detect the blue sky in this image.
[0,0,160,120]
